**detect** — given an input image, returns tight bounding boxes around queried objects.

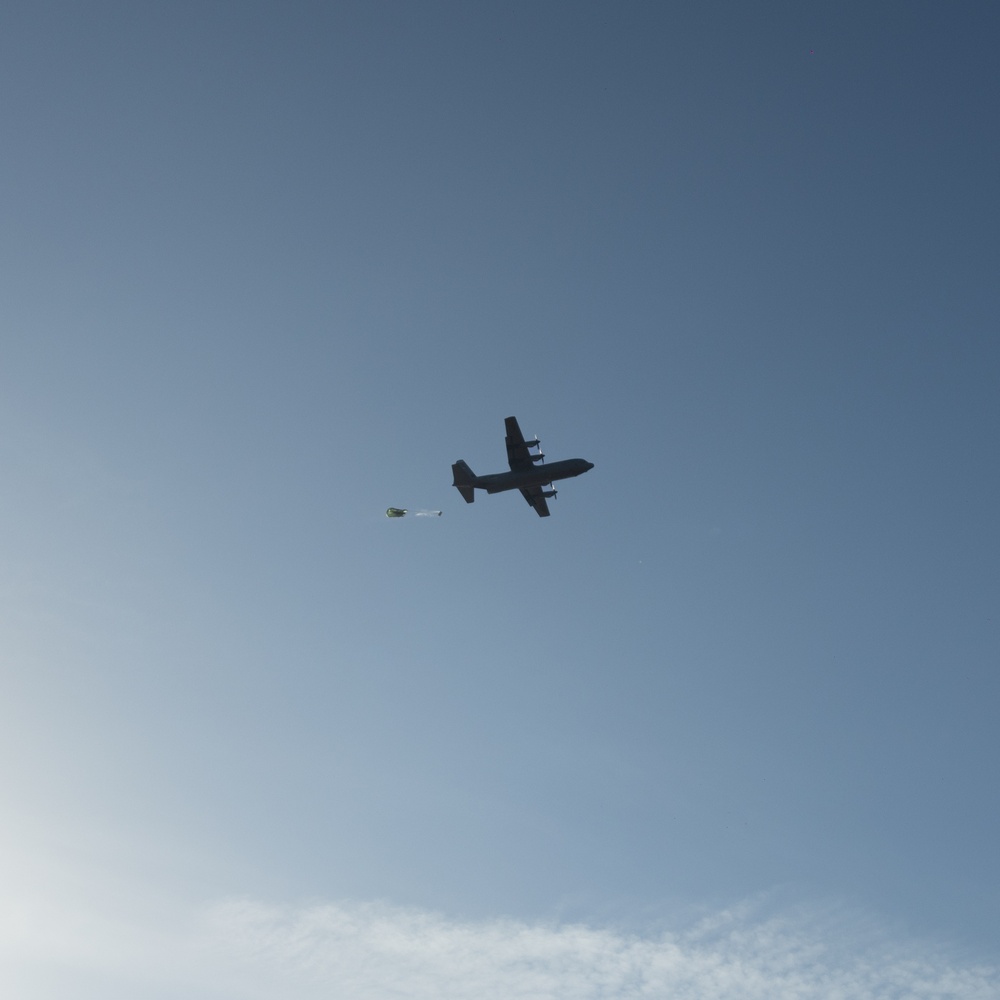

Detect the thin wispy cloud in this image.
[199,896,998,1000]
[1,837,997,1000]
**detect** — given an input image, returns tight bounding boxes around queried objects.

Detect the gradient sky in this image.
[2,2,999,996]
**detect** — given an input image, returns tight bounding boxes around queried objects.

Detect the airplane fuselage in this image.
[475,458,594,494]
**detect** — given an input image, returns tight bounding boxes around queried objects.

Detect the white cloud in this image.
[193,901,1000,1000]
[199,897,997,1000]
[1,839,996,1000]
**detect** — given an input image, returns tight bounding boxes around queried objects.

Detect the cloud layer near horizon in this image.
[202,898,998,1000]
[5,857,996,1000]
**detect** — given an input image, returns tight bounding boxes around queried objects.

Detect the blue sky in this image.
[2,2,999,996]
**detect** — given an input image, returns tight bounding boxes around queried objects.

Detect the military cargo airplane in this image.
[452,416,594,517]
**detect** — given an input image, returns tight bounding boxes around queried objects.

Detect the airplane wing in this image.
[504,416,536,471]
[507,417,551,515]
[519,485,551,517]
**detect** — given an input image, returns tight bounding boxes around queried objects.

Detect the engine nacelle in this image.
[524,438,541,448]
[530,453,545,462]
[541,489,557,498]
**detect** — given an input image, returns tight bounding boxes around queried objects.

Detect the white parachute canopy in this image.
[386,508,442,518]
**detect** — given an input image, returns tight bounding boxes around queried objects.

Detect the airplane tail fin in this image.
[452,460,477,503]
